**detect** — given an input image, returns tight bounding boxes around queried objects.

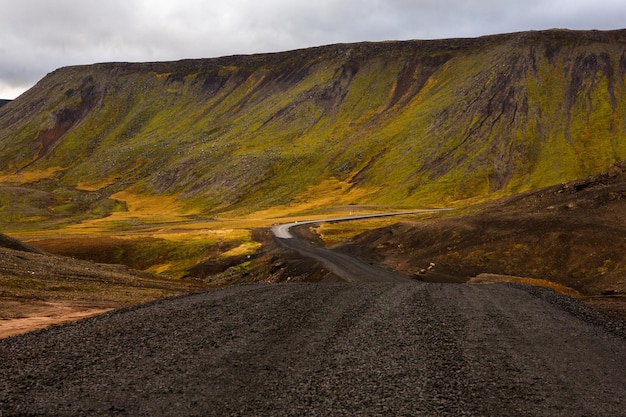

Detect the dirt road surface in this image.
[275,235,410,283]
[1,224,625,416]
[0,280,624,416]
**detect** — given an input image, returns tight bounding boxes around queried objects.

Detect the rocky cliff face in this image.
[1,29,625,220]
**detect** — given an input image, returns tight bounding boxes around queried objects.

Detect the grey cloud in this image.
[1,0,625,98]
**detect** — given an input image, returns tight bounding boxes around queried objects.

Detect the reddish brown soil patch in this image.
[0,298,116,338]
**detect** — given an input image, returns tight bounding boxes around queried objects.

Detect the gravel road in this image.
[1,280,625,416]
[275,235,410,283]
[2,224,625,416]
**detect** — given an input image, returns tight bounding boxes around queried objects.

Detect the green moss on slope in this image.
[1,30,626,222]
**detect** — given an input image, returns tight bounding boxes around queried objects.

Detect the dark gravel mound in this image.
[1,282,625,416]
[337,161,626,298]
[0,233,44,253]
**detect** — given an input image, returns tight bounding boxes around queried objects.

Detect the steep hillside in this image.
[0,100,10,108]
[1,29,626,226]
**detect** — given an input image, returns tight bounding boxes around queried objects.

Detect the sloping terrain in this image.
[331,161,626,316]
[0,233,43,253]
[0,232,205,337]
[1,29,626,335]
[1,29,625,415]
[1,29,626,228]
[3,161,623,337]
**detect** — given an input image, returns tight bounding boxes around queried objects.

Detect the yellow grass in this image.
[110,190,196,216]
[150,228,250,243]
[468,273,583,298]
[220,241,263,258]
[10,178,438,281]
[248,179,382,219]
[149,264,175,275]
[0,167,64,183]
[57,190,203,234]
[75,177,119,191]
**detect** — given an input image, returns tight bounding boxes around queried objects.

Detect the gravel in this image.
[1,281,625,416]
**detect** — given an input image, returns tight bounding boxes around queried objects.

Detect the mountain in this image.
[0,99,11,108]
[1,29,626,225]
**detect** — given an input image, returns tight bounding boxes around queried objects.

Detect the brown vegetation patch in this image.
[335,162,626,317]
[25,236,166,269]
[25,79,101,169]
[0,235,206,337]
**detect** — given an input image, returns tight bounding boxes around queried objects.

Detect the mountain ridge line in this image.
[1,28,625,224]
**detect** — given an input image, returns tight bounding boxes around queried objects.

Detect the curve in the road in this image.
[271,209,451,239]
[271,209,451,283]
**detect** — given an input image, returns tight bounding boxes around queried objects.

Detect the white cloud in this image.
[0,0,624,99]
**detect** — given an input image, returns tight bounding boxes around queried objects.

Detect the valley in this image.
[0,28,625,415]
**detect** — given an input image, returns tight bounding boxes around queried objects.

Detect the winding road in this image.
[271,209,451,239]
[1,210,625,416]
[272,210,450,282]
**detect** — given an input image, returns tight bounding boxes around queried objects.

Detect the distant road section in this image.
[271,209,451,239]
[2,210,625,416]
[271,209,452,283]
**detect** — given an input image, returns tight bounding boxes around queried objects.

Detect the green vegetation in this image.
[1,30,626,275]
[3,31,626,221]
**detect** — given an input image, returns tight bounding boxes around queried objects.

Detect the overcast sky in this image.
[1,0,625,99]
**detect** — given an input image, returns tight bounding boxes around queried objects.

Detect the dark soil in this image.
[1,281,624,416]
[1,165,626,415]
[0,233,43,254]
[335,161,626,318]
